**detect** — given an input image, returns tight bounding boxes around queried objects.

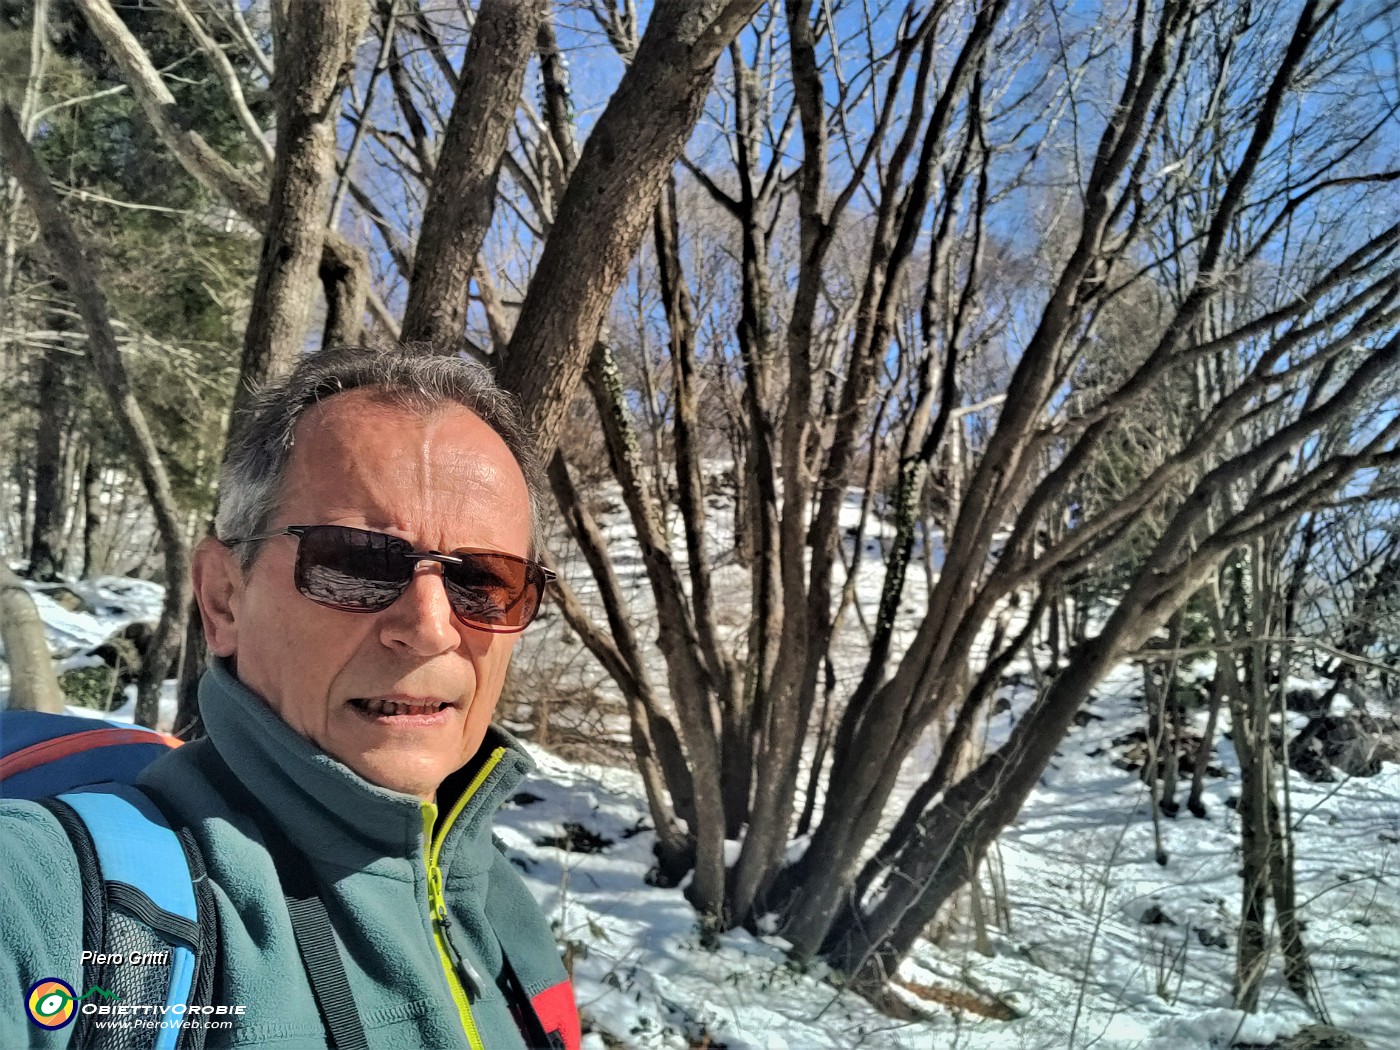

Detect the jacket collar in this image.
[197,657,532,869]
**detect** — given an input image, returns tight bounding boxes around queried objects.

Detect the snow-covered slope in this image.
[3,558,1397,1048]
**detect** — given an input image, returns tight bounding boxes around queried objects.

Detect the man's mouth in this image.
[350,697,452,717]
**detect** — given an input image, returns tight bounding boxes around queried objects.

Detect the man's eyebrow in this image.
[324,517,414,536]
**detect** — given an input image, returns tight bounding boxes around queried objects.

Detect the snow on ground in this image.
[882,660,1400,1049]
[485,658,1400,1049]
[496,750,937,1049]
[4,541,1398,1047]
[0,576,163,671]
[0,572,178,726]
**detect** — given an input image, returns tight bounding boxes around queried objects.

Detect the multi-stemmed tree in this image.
[2,0,1395,1005]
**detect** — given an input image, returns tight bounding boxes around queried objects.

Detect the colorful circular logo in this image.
[26,978,77,1030]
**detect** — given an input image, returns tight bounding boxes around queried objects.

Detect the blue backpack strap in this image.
[3,712,216,1048]
[49,785,211,1050]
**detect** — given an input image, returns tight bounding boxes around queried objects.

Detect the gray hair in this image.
[216,344,546,567]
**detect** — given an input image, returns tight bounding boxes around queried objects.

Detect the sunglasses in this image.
[222,524,554,633]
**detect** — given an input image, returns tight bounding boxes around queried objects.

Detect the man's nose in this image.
[378,565,459,655]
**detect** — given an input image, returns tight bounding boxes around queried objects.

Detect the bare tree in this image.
[9,0,1397,1009]
[0,103,190,726]
[503,0,1399,996]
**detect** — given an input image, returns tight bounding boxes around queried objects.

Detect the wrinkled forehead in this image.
[276,389,532,551]
[293,387,522,468]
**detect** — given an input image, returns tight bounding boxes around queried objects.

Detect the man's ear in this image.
[192,536,242,657]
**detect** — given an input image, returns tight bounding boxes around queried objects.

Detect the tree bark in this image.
[0,103,190,728]
[499,0,763,456]
[237,0,368,423]
[73,0,377,363]
[320,240,369,350]
[81,450,103,578]
[401,0,545,346]
[1230,614,1273,1013]
[175,599,206,740]
[27,324,72,581]
[0,562,65,712]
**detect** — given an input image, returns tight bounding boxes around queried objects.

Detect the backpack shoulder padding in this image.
[0,711,181,799]
[48,785,216,1050]
[59,785,201,945]
[3,713,215,1050]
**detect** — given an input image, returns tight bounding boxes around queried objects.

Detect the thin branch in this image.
[1129,637,1398,678]
[331,0,399,226]
[223,0,273,79]
[55,182,197,215]
[166,0,273,163]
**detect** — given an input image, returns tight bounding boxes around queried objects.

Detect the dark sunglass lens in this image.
[295,526,413,611]
[443,552,539,629]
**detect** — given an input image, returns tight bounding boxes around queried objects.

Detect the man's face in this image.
[195,390,532,800]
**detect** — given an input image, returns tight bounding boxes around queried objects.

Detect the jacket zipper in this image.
[424,746,507,1050]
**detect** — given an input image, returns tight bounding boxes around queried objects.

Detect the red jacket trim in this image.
[530,979,581,1050]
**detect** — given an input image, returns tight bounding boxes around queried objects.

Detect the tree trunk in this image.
[12,454,34,568]
[795,656,837,839]
[1230,639,1272,1013]
[821,630,1124,983]
[1188,643,1230,818]
[1160,658,1182,816]
[1144,656,1170,865]
[1268,632,1316,1008]
[81,450,103,578]
[797,0,1212,949]
[0,562,65,712]
[1144,611,1185,863]
[852,600,1035,904]
[1272,797,1314,1007]
[584,342,729,924]
[500,0,763,455]
[27,327,71,581]
[175,599,206,740]
[822,474,1273,981]
[236,0,368,424]
[545,455,697,883]
[0,103,190,729]
[401,0,545,346]
[319,241,368,349]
